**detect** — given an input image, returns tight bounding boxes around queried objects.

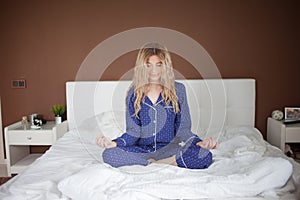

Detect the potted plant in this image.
[51,104,65,124]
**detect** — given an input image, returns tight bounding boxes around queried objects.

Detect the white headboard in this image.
[66,79,255,135]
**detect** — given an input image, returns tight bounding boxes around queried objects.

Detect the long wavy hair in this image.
[130,43,179,117]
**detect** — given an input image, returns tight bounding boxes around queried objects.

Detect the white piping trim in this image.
[155,99,163,106]
[179,136,196,147]
[180,151,188,168]
[120,138,126,146]
[145,102,154,109]
[144,102,157,151]
[185,136,196,144]
[154,109,157,151]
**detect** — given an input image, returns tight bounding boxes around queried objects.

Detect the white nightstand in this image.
[4,121,68,176]
[267,117,300,151]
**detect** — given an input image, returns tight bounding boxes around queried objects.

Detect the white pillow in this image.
[75,111,126,144]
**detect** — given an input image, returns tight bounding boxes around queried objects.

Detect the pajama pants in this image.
[102,137,212,169]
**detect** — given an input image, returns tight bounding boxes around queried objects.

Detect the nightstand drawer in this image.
[8,131,54,145]
[286,128,300,142]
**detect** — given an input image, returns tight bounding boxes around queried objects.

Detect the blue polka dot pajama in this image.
[102,82,212,169]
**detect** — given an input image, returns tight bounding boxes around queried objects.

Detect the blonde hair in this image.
[130,43,179,117]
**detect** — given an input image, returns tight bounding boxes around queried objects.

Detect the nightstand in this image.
[267,117,300,151]
[4,121,68,176]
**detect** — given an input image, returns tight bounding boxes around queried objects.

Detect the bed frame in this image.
[66,79,255,136]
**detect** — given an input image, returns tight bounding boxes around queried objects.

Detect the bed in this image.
[0,79,300,200]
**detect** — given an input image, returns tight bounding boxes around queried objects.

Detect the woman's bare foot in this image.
[148,155,177,166]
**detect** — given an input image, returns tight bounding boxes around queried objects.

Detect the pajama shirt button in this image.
[153,133,155,135]
[153,120,156,123]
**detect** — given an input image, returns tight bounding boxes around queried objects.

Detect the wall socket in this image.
[11,79,26,88]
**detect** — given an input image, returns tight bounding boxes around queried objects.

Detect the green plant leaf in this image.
[51,104,66,116]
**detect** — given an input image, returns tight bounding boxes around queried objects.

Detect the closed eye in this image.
[146,62,162,67]
[156,62,162,67]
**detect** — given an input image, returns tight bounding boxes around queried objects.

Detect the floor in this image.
[0,177,11,185]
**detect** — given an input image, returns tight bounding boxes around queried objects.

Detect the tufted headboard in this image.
[66,79,255,137]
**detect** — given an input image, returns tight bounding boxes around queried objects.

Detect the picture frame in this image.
[284,107,300,119]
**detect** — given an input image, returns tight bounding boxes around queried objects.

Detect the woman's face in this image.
[146,55,162,84]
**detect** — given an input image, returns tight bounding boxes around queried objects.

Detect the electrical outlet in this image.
[11,79,26,88]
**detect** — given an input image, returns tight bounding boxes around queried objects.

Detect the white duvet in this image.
[0,126,299,200]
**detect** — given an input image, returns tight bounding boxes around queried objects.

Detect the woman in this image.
[97,43,218,169]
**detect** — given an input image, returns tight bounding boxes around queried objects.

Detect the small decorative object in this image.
[284,107,300,120]
[52,104,65,124]
[29,114,38,126]
[28,114,45,129]
[271,110,284,120]
[33,118,43,126]
[30,124,41,129]
[21,116,29,129]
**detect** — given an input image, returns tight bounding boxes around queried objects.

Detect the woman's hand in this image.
[96,135,117,148]
[196,136,218,150]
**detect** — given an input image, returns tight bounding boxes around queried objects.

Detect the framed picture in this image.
[284,107,300,119]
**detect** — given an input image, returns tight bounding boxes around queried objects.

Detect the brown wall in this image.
[0,0,299,140]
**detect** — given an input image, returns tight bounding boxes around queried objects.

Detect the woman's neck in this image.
[147,83,162,91]
[145,84,163,104]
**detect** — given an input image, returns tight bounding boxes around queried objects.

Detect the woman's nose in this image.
[151,67,157,73]
[151,65,158,73]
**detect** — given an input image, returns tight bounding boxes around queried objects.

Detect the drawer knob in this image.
[27,137,32,140]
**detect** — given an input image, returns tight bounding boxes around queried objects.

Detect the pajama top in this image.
[113,82,201,152]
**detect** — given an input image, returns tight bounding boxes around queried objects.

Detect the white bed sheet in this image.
[0,125,299,200]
